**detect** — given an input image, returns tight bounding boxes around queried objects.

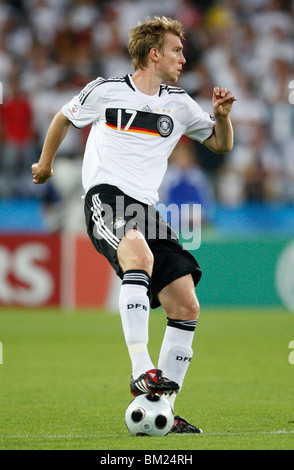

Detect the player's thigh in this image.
[117,229,154,276]
[157,274,200,321]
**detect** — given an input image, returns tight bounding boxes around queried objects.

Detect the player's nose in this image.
[180,52,186,65]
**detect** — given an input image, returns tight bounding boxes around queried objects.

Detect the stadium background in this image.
[0,0,293,313]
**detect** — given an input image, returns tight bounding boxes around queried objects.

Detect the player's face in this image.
[157,33,186,83]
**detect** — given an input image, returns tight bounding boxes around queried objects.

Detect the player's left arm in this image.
[203,86,237,154]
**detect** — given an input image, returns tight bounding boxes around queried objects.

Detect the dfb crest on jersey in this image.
[157,115,173,137]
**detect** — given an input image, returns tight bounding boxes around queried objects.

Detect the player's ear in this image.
[150,47,160,63]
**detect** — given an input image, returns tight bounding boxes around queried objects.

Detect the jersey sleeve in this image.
[61,78,106,128]
[183,94,215,143]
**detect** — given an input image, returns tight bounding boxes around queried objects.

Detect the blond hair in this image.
[128,16,185,71]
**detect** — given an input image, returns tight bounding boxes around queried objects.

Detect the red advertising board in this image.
[74,235,113,307]
[0,233,116,309]
[0,234,61,306]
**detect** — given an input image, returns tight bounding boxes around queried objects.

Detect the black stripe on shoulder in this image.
[79,77,127,105]
[79,78,106,104]
[168,90,186,95]
[159,84,186,96]
[166,85,186,95]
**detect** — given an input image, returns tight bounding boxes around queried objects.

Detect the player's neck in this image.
[132,69,161,96]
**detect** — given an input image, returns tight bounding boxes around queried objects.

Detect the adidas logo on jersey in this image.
[142,105,152,112]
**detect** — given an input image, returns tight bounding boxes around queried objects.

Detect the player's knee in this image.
[133,250,154,274]
[119,245,154,275]
[164,293,200,321]
[176,295,200,321]
[190,295,200,320]
[118,231,154,275]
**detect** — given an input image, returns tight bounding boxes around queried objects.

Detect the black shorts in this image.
[84,184,202,309]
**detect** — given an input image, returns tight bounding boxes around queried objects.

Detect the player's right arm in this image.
[32,110,72,184]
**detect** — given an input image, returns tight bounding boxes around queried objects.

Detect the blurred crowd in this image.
[0,0,293,230]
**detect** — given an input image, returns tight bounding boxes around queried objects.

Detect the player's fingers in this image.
[213,86,220,99]
[32,164,39,183]
[218,91,237,104]
[32,173,43,184]
[31,163,53,184]
[225,90,237,100]
[220,86,227,98]
[218,90,232,101]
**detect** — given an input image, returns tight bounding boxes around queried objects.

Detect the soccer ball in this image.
[125,394,174,436]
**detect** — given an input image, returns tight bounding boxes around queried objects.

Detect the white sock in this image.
[119,270,155,379]
[158,318,198,411]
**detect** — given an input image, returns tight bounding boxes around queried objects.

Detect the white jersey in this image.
[62,74,215,205]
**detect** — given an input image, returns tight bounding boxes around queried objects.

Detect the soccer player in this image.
[32,16,236,433]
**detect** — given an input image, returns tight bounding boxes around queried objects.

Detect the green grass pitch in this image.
[0,307,294,450]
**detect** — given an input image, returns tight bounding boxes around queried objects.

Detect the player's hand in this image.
[212,87,237,118]
[31,163,53,184]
